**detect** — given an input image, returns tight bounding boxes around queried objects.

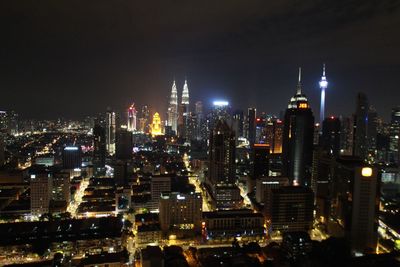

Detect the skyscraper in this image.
[62,146,82,169]
[179,79,190,140]
[115,128,133,160]
[127,104,137,132]
[30,167,53,216]
[247,108,256,146]
[389,106,400,164]
[167,80,178,134]
[282,68,315,186]
[208,119,236,185]
[150,112,163,137]
[319,64,328,125]
[93,123,106,175]
[321,116,341,156]
[105,108,116,155]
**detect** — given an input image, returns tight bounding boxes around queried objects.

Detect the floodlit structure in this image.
[151,112,163,136]
[167,80,178,134]
[127,104,137,132]
[319,64,328,125]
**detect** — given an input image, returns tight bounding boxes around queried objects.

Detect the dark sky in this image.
[1,0,400,120]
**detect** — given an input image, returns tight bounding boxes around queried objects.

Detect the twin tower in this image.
[167,80,190,134]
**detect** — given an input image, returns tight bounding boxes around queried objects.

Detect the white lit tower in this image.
[181,79,190,139]
[167,80,178,134]
[127,103,137,132]
[319,64,328,125]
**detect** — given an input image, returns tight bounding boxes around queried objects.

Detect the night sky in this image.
[1,1,400,120]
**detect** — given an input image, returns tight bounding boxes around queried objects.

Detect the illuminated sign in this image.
[298,103,308,109]
[213,100,229,106]
[361,167,373,177]
[64,146,78,151]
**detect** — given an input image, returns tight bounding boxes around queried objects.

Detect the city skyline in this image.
[1,1,400,119]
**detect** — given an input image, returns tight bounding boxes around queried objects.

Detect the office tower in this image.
[247,107,256,146]
[177,79,190,140]
[255,116,266,144]
[167,80,178,134]
[321,116,341,156]
[114,160,128,186]
[353,93,369,159]
[6,110,18,135]
[329,157,378,254]
[105,109,116,155]
[267,186,314,232]
[30,168,53,215]
[194,101,204,140]
[367,107,378,161]
[138,105,150,133]
[281,232,313,260]
[282,68,315,186]
[127,104,137,132]
[62,146,82,169]
[93,123,106,175]
[319,64,328,125]
[255,176,289,205]
[0,134,4,166]
[389,106,400,164]
[159,192,202,233]
[151,175,171,203]
[340,116,354,155]
[252,144,270,179]
[209,100,231,130]
[265,118,283,154]
[150,112,163,137]
[232,110,244,139]
[115,129,133,160]
[53,171,71,202]
[208,119,236,184]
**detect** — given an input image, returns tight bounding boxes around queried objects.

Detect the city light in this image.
[361,167,373,177]
[213,100,229,106]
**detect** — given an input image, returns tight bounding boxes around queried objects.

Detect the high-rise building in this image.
[329,157,378,254]
[208,119,236,185]
[93,123,106,175]
[232,110,244,140]
[179,80,190,140]
[150,112,163,137]
[127,104,137,132]
[319,64,328,125]
[105,109,116,155]
[30,168,53,216]
[321,116,341,156]
[353,93,369,160]
[209,100,230,131]
[151,175,171,203]
[0,134,4,166]
[138,105,150,133]
[282,68,315,186]
[194,101,205,140]
[265,118,283,154]
[115,128,133,160]
[247,108,256,146]
[267,186,314,232]
[159,191,202,233]
[340,116,354,155]
[167,80,179,134]
[255,176,289,206]
[62,146,82,169]
[389,106,400,164]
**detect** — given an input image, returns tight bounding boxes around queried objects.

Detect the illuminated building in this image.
[138,105,150,133]
[265,118,283,153]
[194,101,205,140]
[159,191,202,234]
[62,146,82,169]
[255,176,289,206]
[319,64,328,125]
[202,209,265,241]
[105,108,116,155]
[232,109,244,139]
[282,68,315,186]
[151,175,171,203]
[167,80,178,134]
[340,116,354,155]
[178,79,190,140]
[150,112,163,136]
[127,103,137,132]
[329,157,378,254]
[389,106,400,163]
[30,167,53,216]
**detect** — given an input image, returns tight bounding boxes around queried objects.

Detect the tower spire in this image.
[182,79,189,105]
[296,67,302,95]
[319,64,328,124]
